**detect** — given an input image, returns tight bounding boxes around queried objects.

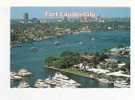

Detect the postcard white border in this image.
[0,0,135,100]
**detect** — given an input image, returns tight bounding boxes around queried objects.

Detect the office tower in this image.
[24,13,29,24]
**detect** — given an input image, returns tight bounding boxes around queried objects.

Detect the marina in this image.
[11,31,130,88]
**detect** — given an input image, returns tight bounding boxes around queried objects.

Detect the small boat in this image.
[18,68,32,77]
[53,72,69,80]
[10,72,22,80]
[11,75,22,80]
[31,47,38,52]
[16,44,22,47]
[98,78,112,84]
[73,32,80,35]
[18,81,30,88]
[91,38,95,41]
[89,74,96,79]
[78,41,83,45]
[35,79,50,88]
[114,80,129,88]
[54,41,60,45]
[10,72,16,76]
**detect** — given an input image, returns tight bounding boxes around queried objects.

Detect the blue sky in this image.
[11,7,130,19]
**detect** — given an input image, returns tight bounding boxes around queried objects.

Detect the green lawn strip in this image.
[47,67,91,78]
[61,68,90,77]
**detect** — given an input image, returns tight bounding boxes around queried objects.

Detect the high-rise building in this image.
[96,16,105,22]
[63,16,68,22]
[24,13,29,24]
[80,17,92,23]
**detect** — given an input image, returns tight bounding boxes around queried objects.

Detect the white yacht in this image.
[35,79,50,88]
[10,72,22,80]
[18,81,30,88]
[53,72,69,80]
[18,68,32,77]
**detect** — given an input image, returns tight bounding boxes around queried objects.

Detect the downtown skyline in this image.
[11,7,130,19]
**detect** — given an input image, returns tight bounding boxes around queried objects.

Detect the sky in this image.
[11,7,130,19]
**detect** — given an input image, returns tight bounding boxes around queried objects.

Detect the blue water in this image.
[11,32,130,88]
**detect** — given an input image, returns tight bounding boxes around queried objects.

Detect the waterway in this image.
[11,31,130,88]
